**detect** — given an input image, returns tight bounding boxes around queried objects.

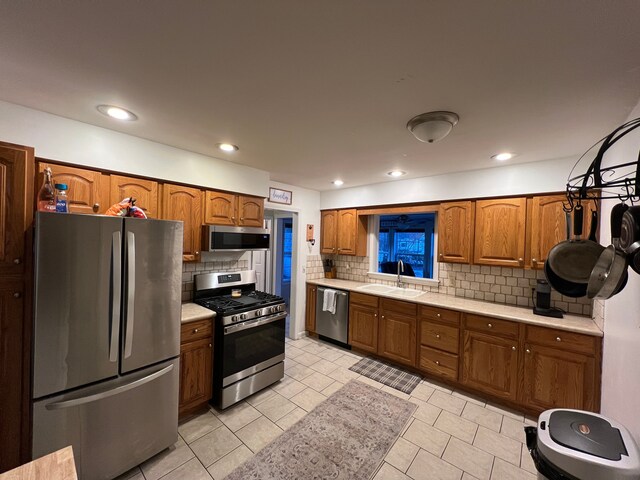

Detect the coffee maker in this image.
[533,279,563,318]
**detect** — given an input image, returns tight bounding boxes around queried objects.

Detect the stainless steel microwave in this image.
[203,225,270,252]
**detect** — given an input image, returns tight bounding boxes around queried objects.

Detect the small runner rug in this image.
[349,357,422,394]
[225,380,416,480]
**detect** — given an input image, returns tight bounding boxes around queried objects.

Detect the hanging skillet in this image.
[547,205,603,284]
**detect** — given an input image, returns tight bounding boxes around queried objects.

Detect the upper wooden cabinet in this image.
[161,184,203,261]
[438,201,474,263]
[204,191,264,227]
[39,163,108,215]
[473,197,527,267]
[320,209,367,256]
[110,175,159,218]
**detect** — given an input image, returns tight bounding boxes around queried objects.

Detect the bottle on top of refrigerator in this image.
[37,167,56,212]
[55,184,69,213]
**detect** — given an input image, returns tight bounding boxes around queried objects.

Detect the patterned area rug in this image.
[225,380,416,480]
[349,357,422,394]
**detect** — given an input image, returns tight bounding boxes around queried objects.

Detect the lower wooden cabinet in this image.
[305,283,317,333]
[348,293,379,353]
[378,299,417,367]
[179,319,213,416]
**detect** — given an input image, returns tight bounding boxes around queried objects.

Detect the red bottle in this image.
[38,167,56,212]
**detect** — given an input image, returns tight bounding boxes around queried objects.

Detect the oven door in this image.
[221,312,286,386]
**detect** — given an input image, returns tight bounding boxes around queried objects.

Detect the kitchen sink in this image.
[356,284,397,294]
[392,288,424,298]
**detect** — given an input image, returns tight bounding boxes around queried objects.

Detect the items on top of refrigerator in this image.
[37,167,56,212]
[54,184,69,213]
[105,197,148,218]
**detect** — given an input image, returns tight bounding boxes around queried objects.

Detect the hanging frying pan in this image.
[619,206,640,274]
[547,206,603,284]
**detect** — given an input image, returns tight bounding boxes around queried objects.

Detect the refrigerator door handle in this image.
[124,231,136,358]
[109,231,122,362]
[44,364,174,410]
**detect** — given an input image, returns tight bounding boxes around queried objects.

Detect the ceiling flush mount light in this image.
[387,170,406,177]
[332,180,344,186]
[97,105,138,121]
[217,143,239,152]
[491,152,516,161]
[407,111,459,143]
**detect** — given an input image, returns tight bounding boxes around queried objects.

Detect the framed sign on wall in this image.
[269,187,293,205]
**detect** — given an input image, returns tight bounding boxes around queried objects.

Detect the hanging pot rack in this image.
[564,117,640,211]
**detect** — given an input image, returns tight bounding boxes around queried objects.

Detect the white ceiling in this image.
[1,1,639,191]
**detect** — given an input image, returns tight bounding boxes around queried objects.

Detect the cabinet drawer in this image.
[350,292,379,308]
[464,314,518,339]
[381,298,417,317]
[526,326,598,355]
[419,346,458,381]
[420,306,460,326]
[420,320,459,354]
[181,319,213,343]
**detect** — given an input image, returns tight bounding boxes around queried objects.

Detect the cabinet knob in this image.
[435,360,440,365]
[93,203,100,212]
[209,343,212,348]
[532,258,537,264]
[374,313,377,317]
[240,217,244,221]
[487,323,493,328]
[435,334,440,339]
[436,313,441,318]
[13,292,21,298]
[13,258,21,264]
[381,315,385,319]
[556,336,562,342]
[439,253,443,260]
[193,328,199,333]
[232,216,235,220]
[518,258,524,265]
[526,348,531,354]
[512,346,516,351]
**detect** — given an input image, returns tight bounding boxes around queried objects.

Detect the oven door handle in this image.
[224,312,287,335]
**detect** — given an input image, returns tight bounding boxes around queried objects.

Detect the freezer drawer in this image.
[315,288,349,344]
[33,358,179,480]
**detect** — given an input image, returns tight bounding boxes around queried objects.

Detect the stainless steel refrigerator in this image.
[31,212,183,480]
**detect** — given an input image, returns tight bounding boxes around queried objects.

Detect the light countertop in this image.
[181,303,215,324]
[307,278,603,337]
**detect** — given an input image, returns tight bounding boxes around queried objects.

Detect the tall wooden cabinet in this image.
[438,201,474,263]
[320,209,367,256]
[110,175,159,218]
[161,184,203,261]
[38,163,108,215]
[305,283,317,333]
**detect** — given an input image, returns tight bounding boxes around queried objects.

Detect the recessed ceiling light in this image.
[491,152,515,161]
[217,143,239,152]
[332,180,344,186]
[97,105,137,121]
[387,170,406,177]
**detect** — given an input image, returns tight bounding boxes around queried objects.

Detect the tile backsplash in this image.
[308,254,592,317]
[181,258,249,302]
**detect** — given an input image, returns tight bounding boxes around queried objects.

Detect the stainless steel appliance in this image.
[32,212,183,480]
[315,287,349,345]
[194,270,286,409]
[202,225,270,252]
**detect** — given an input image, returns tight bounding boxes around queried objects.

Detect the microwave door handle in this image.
[109,231,122,363]
[124,231,135,358]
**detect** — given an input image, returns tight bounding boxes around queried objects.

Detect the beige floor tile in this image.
[428,390,466,415]
[434,410,478,443]
[382,385,411,399]
[190,425,242,468]
[207,445,253,480]
[275,407,307,430]
[462,473,480,480]
[235,416,283,453]
[406,448,463,480]
[520,444,536,474]
[283,358,298,370]
[385,437,419,473]
[403,418,451,457]
[301,343,327,355]
[490,458,536,480]
[294,352,322,366]
[290,387,327,411]
[317,348,345,362]
[328,366,361,383]
[158,458,211,480]
[422,378,453,393]
[410,383,435,402]
[141,437,194,480]
[271,375,307,398]
[524,415,538,426]
[373,462,411,480]
[215,402,262,432]
[355,375,385,389]
[285,363,316,381]
[411,398,442,425]
[309,358,340,375]
[321,380,345,396]
[244,387,276,407]
[333,355,361,368]
[178,411,223,444]
[473,426,521,465]
[301,371,335,391]
[442,438,494,480]
[402,418,415,436]
[485,402,524,422]
[254,392,297,422]
[461,403,503,432]
[452,390,487,407]
[500,416,526,444]
[284,345,305,358]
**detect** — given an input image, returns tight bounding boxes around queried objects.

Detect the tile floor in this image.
[118,336,539,480]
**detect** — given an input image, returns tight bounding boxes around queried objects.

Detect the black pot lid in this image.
[549,411,628,461]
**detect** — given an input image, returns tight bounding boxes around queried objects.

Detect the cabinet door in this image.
[162,184,203,261]
[438,201,474,263]
[462,330,519,401]
[110,175,159,218]
[204,191,237,226]
[1,144,32,276]
[523,343,596,412]
[238,195,264,227]
[39,163,107,215]
[336,209,357,255]
[348,304,378,353]
[320,210,338,254]
[305,284,317,333]
[378,311,416,367]
[179,338,213,414]
[474,197,526,267]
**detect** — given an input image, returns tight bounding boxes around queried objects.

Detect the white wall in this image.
[265,181,321,339]
[320,156,579,209]
[0,100,269,195]
[600,101,640,444]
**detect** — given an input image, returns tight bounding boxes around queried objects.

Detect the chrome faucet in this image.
[397,259,404,288]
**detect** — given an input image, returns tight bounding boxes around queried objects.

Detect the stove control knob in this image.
[231,315,238,322]
[240,313,247,320]
[278,304,285,312]
[255,309,262,317]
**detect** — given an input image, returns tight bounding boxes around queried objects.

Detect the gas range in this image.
[195,289,285,326]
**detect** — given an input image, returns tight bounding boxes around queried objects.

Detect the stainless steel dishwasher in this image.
[315,287,350,345]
